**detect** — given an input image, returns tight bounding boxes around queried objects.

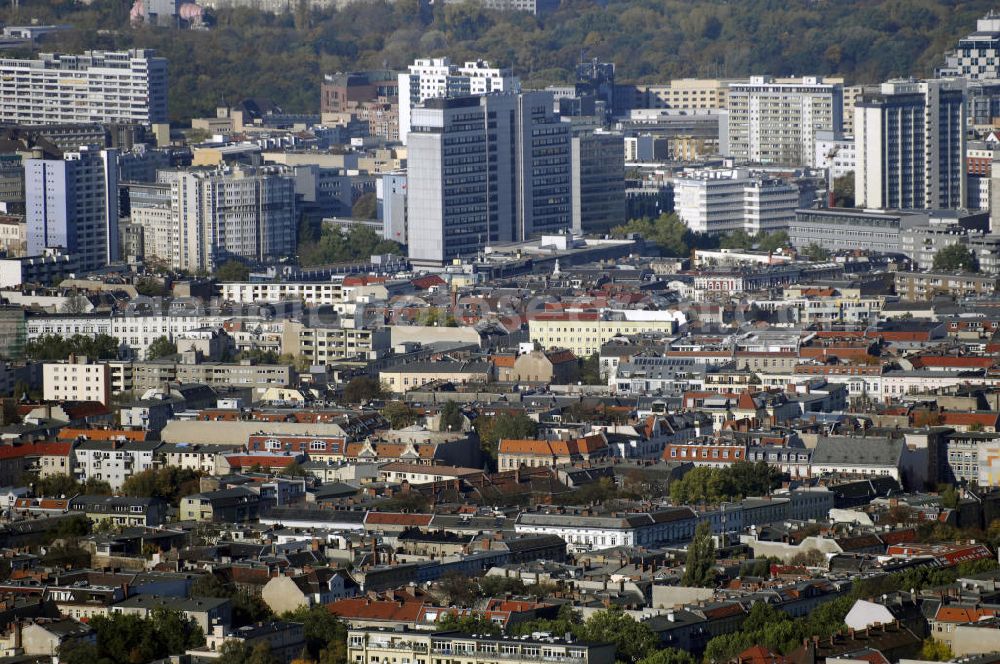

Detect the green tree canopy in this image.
[60,609,204,664]
[214,260,251,282]
[932,244,979,272]
[121,467,201,506]
[25,333,119,361]
[611,213,706,257]
[682,521,717,588]
[474,412,539,461]
[146,336,178,360]
[383,401,419,428]
[438,400,465,432]
[342,376,386,403]
[352,192,378,220]
[669,462,782,505]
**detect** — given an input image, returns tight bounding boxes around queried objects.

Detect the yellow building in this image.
[528,312,677,357]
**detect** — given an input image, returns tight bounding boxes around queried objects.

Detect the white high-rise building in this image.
[26,146,119,272]
[674,168,798,236]
[726,76,843,167]
[939,12,1000,80]
[397,57,520,144]
[407,92,570,265]
[855,79,966,210]
[0,49,168,126]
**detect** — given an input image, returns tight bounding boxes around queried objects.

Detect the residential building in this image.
[493,348,579,384]
[894,271,1000,300]
[112,595,231,635]
[73,440,161,491]
[528,310,679,357]
[570,130,626,234]
[26,146,119,271]
[321,71,399,140]
[398,58,520,144]
[179,486,262,522]
[0,49,167,125]
[69,494,168,527]
[726,76,843,167]
[220,281,344,306]
[407,93,571,265]
[814,130,856,179]
[171,165,297,272]
[282,319,390,364]
[498,433,609,470]
[261,570,357,614]
[346,628,615,664]
[380,361,492,393]
[43,355,111,405]
[854,79,966,210]
[514,506,697,552]
[0,248,77,288]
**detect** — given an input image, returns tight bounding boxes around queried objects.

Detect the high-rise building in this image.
[128,166,296,271]
[174,166,296,272]
[26,146,119,271]
[726,76,843,167]
[397,58,520,144]
[854,79,966,210]
[0,50,168,126]
[571,130,626,234]
[406,92,571,265]
[939,12,1000,80]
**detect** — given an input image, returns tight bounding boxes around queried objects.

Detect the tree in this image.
[383,401,419,429]
[756,231,790,253]
[215,260,251,282]
[833,173,855,208]
[342,376,385,403]
[122,467,201,506]
[720,230,753,250]
[146,335,178,360]
[788,548,826,567]
[802,243,831,261]
[437,572,479,606]
[579,353,602,385]
[474,412,539,461]
[281,461,309,477]
[192,573,273,627]
[25,333,119,360]
[611,213,710,257]
[66,609,204,664]
[579,607,659,664]
[61,291,90,314]
[637,649,696,664]
[438,400,464,432]
[933,244,979,272]
[436,612,502,636]
[281,606,348,662]
[352,192,378,220]
[682,521,717,588]
[920,638,953,662]
[135,277,168,297]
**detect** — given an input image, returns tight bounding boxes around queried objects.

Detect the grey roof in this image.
[75,440,162,452]
[811,436,903,467]
[386,361,492,373]
[114,594,230,612]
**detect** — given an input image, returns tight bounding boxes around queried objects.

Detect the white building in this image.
[855,79,966,210]
[0,49,167,125]
[814,130,856,179]
[674,168,798,235]
[43,355,111,405]
[220,281,345,306]
[397,57,519,144]
[514,507,696,553]
[73,440,161,491]
[939,12,1000,80]
[726,76,843,167]
[26,146,119,272]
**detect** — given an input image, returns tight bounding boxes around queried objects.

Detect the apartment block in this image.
[398,57,519,144]
[0,49,167,125]
[43,355,111,405]
[939,12,1000,80]
[855,79,966,210]
[26,146,119,272]
[281,319,390,365]
[220,281,344,306]
[528,311,678,357]
[73,440,162,490]
[347,629,615,664]
[726,76,843,167]
[320,71,399,141]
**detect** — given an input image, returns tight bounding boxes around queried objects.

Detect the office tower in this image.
[26,146,119,271]
[173,166,296,272]
[0,50,168,126]
[939,12,1000,80]
[726,76,843,167]
[407,92,571,265]
[321,71,400,141]
[571,130,626,234]
[854,79,966,210]
[397,58,520,144]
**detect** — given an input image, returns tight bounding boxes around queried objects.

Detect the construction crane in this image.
[824,145,841,208]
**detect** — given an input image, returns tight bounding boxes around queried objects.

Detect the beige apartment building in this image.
[43,355,111,405]
[346,628,615,664]
[282,319,390,365]
[528,312,678,357]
